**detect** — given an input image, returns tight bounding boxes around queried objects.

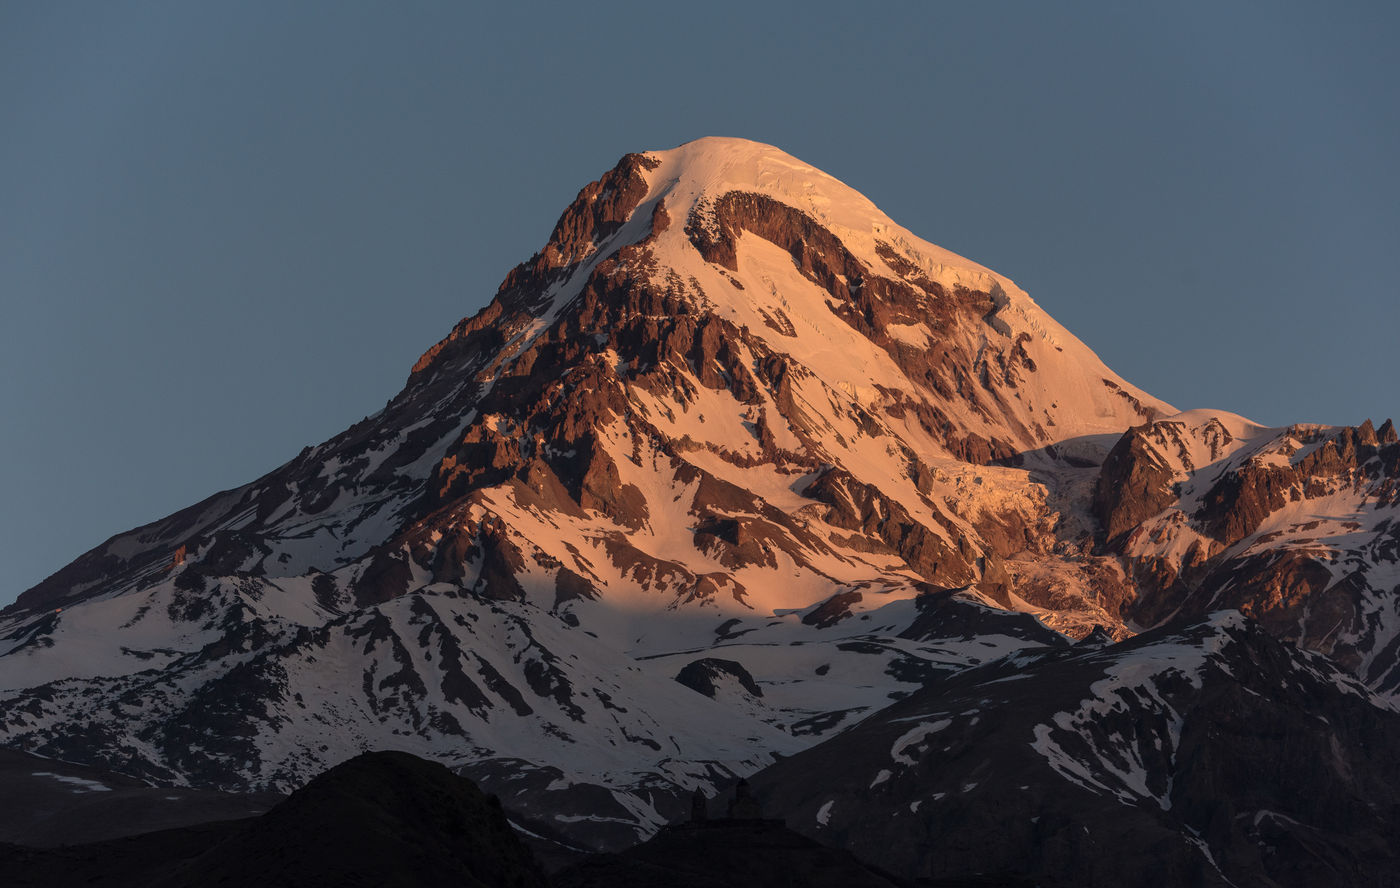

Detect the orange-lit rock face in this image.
[1094,413,1400,689]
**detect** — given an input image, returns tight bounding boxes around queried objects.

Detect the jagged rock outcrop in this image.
[1094,424,1182,545]
[675,658,764,699]
[1091,411,1400,696]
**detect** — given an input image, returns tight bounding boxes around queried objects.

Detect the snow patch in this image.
[32,772,112,793]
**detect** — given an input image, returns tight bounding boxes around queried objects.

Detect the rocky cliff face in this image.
[1092,411,1400,696]
[0,139,1395,863]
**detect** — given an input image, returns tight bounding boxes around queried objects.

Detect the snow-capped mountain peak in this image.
[3,140,1397,857]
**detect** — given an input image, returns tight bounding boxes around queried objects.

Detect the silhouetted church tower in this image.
[691,786,708,822]
[727,778,763,819]
[679,780,782,830]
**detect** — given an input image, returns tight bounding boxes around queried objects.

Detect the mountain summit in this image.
[2,139,1397,860]
[7,137,1174,635]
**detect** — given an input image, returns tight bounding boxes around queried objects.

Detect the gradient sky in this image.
[2,2,1396,607]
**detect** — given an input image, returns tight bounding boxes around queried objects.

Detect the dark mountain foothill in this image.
[0,751,549,888]
[553,819,915,888]
[0,747,283,848]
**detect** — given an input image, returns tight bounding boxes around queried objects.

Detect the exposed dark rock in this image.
[804,468,976,587]
[675,658,763,699]
[801,590,863,628]
[411,152,659,381]
[1093,423,1178,545]
[1378,418,1398,445]
[896,586,1069,648]
[1073,625,1115,648]
[1195,463,1296,548]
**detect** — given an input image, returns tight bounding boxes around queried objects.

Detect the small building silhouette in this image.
[691,786,708,822]
[726,778,763,819]
[679,779,784,830]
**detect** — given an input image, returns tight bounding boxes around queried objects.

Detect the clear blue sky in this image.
[2,2,1396,606]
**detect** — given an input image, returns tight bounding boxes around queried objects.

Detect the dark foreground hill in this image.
[553,819,913,888]
[0,749,932,888]
[0,750,548,888]
[0,747,281,847]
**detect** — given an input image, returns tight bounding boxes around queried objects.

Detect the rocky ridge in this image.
[752,612,1400,886]
[1093,410,1400,695]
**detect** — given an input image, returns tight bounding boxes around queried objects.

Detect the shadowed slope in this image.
[1,751,549,888]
